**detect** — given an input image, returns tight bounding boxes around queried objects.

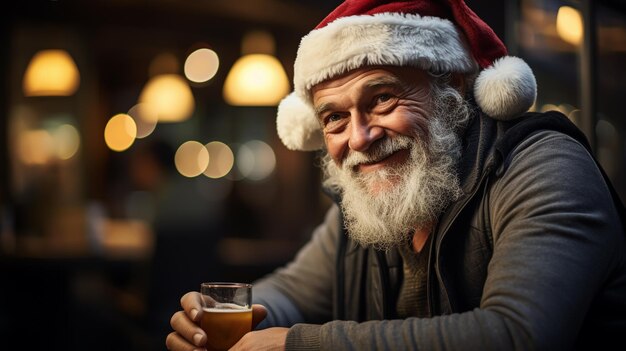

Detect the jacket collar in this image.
[433,112,499,245]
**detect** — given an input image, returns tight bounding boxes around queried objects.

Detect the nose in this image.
[347,113,383,152]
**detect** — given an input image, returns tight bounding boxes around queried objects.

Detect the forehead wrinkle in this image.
[362,75,403,91]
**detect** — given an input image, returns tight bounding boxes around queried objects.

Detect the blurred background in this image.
[0,0,624,350]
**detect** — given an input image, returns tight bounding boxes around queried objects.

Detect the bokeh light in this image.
[148,52,179,77]
[540,103,560,113]
[203,141,234,179]
[53,124,80,160]
[104,114,137,152]
[175,141,209,178]
[557,6,583,46]
[128,103,158,138]
[223,54,290,106]
[596,119,618,145]
[23,49,80,96]
[18,129,54,165]
[184,48,219,83]
[236,140,276,181]
[138,74,195,122]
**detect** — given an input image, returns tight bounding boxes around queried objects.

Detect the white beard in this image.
[322,84,471,251]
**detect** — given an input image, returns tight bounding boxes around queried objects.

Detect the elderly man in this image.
[167,0,626,350]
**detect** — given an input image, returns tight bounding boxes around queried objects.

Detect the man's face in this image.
[313,66,469,250]
[312,66,433,193]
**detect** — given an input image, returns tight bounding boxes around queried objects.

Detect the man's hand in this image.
[231,327,289,351]
[166,291,269,351]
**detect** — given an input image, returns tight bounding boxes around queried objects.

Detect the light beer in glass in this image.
[200,282,252,351]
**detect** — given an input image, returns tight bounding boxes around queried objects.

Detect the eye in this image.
[375,94,392,104]
[327,113,341,122]
[321,112,348,133]
[371,93,396,113]
[323,112,344,126]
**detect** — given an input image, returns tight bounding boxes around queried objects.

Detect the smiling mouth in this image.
[359,152,394,166]
[355,148,410,173]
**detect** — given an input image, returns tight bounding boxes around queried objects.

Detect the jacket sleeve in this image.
[284,131,625,350]
[252,204,341,329]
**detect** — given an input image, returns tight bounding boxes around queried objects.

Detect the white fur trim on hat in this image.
[276,12,479,152]
[295,12,478,97]
[276,93,324,151]
[474,56,537,120]
[276,11,538,151]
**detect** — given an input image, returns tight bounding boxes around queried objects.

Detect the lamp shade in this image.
[23,49,81,97]
[223,54,290,106]
[138,74,195,122]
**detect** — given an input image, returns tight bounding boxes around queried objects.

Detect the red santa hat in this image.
[276,0,537,151]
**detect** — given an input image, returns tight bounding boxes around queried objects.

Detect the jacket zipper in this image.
[432,162,494,313]
[375,250,392,319]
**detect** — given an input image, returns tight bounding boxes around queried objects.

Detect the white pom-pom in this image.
[474,56,537,120]
[276,93,324,151]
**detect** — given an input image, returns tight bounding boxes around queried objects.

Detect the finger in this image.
[181,291,204,322]
[251,304,268,329]
[170,311,207,347]
[165,332,206,351]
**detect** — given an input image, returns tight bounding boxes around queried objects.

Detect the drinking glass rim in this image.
[201,282,252,289]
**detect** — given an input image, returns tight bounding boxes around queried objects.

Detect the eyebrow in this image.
[314,102,335,120]
[363,75,404,91]
[314,75,406,119]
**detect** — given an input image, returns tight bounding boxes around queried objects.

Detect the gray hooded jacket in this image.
[254,111,626,350]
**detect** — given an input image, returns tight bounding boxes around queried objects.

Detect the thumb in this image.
[251,304,268,329]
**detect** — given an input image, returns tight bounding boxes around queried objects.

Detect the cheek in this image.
[324,133,347,165]
[389,107,430,140]
[408,116,430,141]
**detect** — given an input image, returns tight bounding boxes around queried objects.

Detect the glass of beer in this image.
[200,282,253,351]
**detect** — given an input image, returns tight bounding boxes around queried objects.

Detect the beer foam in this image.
[203,303,251,312]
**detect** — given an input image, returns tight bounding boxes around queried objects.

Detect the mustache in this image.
[342,136,414,170]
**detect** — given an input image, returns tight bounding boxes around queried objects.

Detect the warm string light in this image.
[203,142,234,179]
[172,139,274,181]
[556,6,583,46]
[104,114,137,152]
[16,124,81,165]
[99,43,278,181]
[184,48,220,83]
